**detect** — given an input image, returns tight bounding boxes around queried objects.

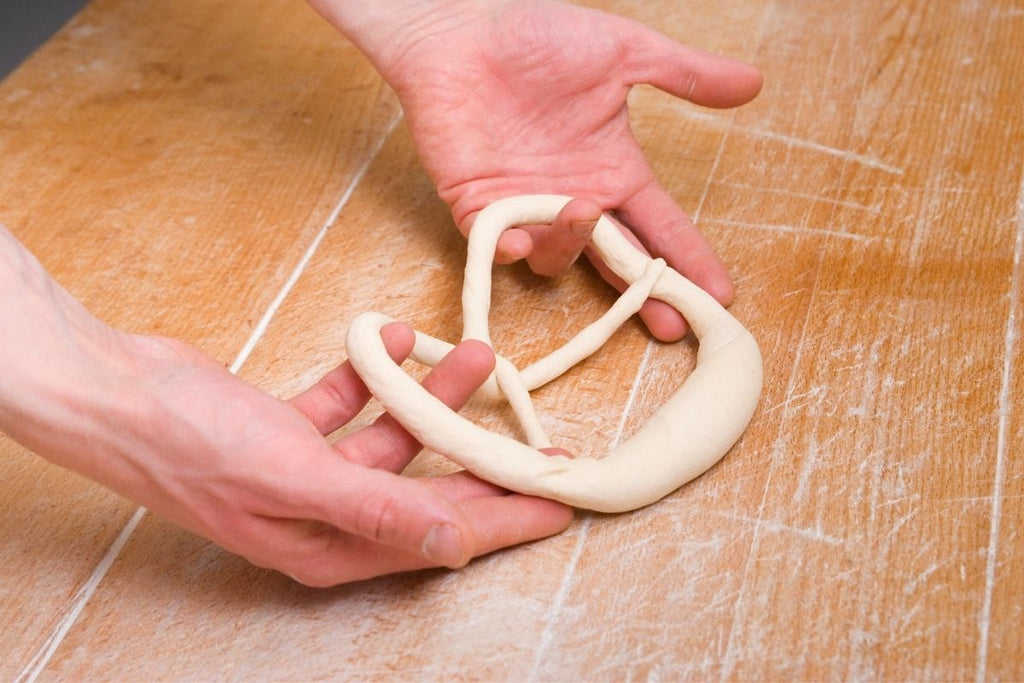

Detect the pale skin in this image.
[0,0,762,585]
[0,237,570,586]
[311,0,762,339]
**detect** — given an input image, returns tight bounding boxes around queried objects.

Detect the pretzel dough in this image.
[346,194,762,512]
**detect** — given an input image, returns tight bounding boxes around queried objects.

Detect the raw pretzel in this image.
[346,195,762,512]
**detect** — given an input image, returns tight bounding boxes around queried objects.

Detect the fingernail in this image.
[422,524,464,568]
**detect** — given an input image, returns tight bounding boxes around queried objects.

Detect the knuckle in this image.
[272,531,346,588]
[307,375,363,426]
[354,491,402,545]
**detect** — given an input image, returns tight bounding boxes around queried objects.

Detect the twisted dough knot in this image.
[346,195,762,512]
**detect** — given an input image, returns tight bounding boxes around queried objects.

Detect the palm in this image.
[396,4,651,222]
[387,0,762,309]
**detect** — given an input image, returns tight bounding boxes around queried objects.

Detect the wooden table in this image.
[1,0,1021,679]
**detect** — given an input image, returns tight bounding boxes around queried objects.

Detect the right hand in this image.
[349,0,762,339]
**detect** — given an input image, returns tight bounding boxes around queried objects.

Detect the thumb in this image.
[619,18,763,108]
[307,459,473,568]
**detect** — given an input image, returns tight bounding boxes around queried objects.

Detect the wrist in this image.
[306,0,511,84]
[0,225,142,482]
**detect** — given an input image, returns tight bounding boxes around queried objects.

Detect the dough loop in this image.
[345,195,762,512]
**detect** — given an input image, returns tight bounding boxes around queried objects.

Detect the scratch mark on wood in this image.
[975,166,1024,683]
[717,180,885,214]
[528,342,654,681]
[711,217,878,243]
[693,114,733,223]
[763,386,826,416]
[527,516,591,683]
[903,562,940,596]
[717,512,844,546]
[721,224,830,677]
[679,108,905,176]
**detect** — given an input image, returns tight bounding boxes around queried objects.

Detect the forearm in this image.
[0,225,139,480]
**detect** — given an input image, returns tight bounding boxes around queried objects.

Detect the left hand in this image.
[278,323,575,584]
[362,0,763,339]
[0,243,574,586]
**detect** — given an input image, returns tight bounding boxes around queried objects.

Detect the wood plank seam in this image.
[15,508,146,683]
[975,167,1024,683]
[229,111,404,374]
[12,110,405,681]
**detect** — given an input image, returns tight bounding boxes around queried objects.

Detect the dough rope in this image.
[345,194,763,513]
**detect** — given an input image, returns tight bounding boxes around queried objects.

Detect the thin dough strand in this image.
[345,195,763,512]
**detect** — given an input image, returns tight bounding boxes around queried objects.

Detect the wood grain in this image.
[0,0,400,673]
[1,0,1021,679]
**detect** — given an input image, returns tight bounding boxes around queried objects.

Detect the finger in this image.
[285,492,574,586]
[523,197,601,277]
[303,459,476,570]
[620,18,763,108]
[457,493,574,558]
[616,182,735,308]
[496,228,533,264]
[462,207,534,265]
[463,199,598,268]
[289,322,415,435]
[428,470,509,500]
[337,339,496,472]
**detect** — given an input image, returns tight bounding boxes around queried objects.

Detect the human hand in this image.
[319,0,762,340]
[115,325,574,585]
[0,233,572,586]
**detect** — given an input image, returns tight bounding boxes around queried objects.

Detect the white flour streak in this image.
[711,218,875,243]
[527,341,654,681]
[693,116,733,223]
[748,127,904,176]
[717,512,843,547]
[527,515,591,682]
[975,168,1024,683]
[680,108,904,176]
[720,233,828,677]
[610,341,655,447]
[14,110,404,681]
